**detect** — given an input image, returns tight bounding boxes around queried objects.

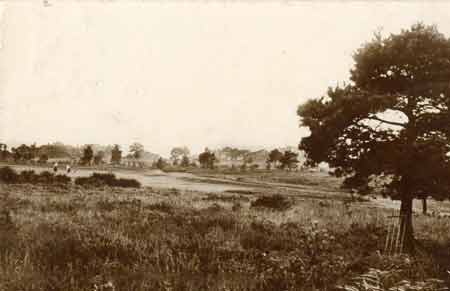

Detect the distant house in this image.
[120,151,160,168]
[243,149,269,168]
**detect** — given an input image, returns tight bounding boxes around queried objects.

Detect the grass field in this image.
[1,170,450,290]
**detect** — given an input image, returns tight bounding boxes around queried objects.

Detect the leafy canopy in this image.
[298,23,450,200]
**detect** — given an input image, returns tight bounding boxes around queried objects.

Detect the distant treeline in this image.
[0,142,303,171]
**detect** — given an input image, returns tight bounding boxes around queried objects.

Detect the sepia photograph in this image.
[0,1,450,290]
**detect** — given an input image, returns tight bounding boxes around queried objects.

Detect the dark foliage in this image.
[280,150,299,170]
[199,150,216,169]
[110,144,122,164]
[74,172,141,188]
[0,166,19,183]
[250,194,293,211]
[81,145,94,165]
[154,157,167,170]
[298,23,450,250]
[0,167,71,185]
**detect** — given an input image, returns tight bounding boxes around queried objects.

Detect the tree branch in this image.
[366,115,407,127]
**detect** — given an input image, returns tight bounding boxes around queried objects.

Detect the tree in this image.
[250,164,259,171]
[93,150,105,165]
[297,23,450,252]
[267,149,283,169]
[38,142,80,159]
[279,151,299,171]
[222,147,250,160]
[11,146,21,162]
[110,144,122,164]
[0,144,10,161]
[11,144,36,163]
[81,145,94,165]
[170,146,190,165]
[129,142,144,159]
[199,149,216,169]
[39,154,48,164]
[155,157,167,170]
[181,155,190,168]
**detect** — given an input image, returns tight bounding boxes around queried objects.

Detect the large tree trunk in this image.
[422,198,427,215]
[399,196,415,253]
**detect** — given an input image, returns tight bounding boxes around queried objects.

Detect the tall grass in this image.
[0,184,449,291]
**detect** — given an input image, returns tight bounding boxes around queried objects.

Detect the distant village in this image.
[0,142,328,172]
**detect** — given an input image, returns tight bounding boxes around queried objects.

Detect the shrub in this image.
[206,203,225,212]
[114,178,141,188]
[19,170,38,183]
[225,189,256,195]
[75,173,140,188]
[145,201,174,213]
[0,166,19,183]
[92,173,116,185]
[0,167,71,185]
[75,176,106,187]
[250,194,293,211]
[54,174,72,185]
[38,171,55,184]
[232,202,242,212]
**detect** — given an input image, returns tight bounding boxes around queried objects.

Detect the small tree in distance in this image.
[199,148,216,169]
[93,151,105,165]
[180,155,190,168]
[129,142,144,160]
[155,157,167,170]
[280,151,299,171]
[111,144,122,165]
[170,146,190,165]
[267,149,283,169]
[81,145,94,166]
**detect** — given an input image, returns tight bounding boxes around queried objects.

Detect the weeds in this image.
[0,184,449,291]
[203,193,250,203]
[145,201,174,214]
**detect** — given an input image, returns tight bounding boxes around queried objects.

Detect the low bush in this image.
[92,173,118,185]
[232,202,243,211]
[74,176,104,187]
[97,199,143,212]
[75,172,140,188]
[145,201,174,213]
[225,189,256,195]
[19,170,39,184]
[38,171,55,184]
[115,178,141,188]
[0,167,71,185]
[54,174,72,184]
[0,166,19,183]
[250,194,293,211]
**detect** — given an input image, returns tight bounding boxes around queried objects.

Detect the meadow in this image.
[1,170,450,291]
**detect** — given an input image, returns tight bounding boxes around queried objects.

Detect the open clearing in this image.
[1,168,450,290]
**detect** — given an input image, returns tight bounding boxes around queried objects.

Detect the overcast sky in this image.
[1,1,450,156]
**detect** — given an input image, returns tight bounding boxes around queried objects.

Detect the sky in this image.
[1,1,450,156]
